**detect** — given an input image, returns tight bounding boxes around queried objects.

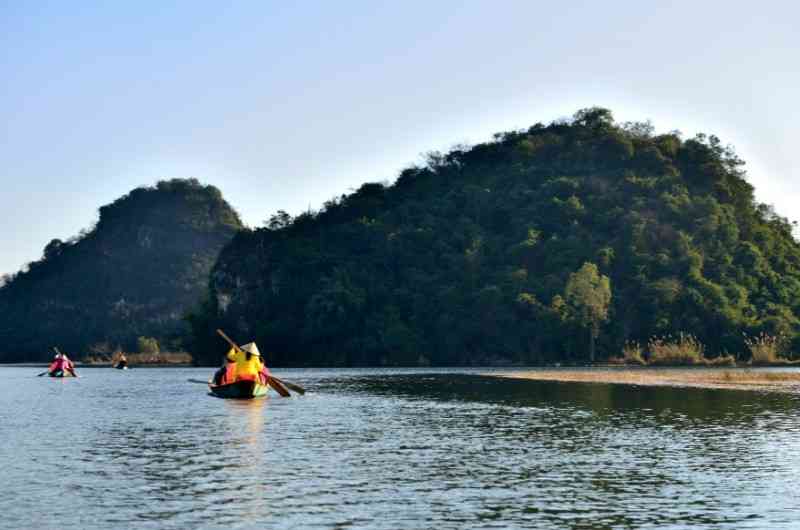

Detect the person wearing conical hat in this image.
[235,343,268,384]
[241,342,259,356]
[212,342,269,385]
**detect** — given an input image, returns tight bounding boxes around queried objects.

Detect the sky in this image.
[1,1,798,275]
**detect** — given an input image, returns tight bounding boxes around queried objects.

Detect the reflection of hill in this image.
[311,371,800,528]
[339,373,799,425]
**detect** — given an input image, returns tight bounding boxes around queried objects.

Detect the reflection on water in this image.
[77,392,271,527]
[1,367,799,529]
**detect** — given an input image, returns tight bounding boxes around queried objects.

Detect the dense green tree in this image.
[564,262,612,362]
[187,108,800,366]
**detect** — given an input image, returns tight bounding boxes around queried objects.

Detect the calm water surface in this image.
[1,367,799,529]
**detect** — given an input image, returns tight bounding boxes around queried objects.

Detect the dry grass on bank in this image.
[745,333,800,366]
[646,334,735,366]
[608,342,646,366]
[610,333,798,367]
[494,368,800,392]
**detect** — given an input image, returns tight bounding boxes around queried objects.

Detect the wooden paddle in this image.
[270,376,306,395]
[216,329,294,397]
[267,376,291,397]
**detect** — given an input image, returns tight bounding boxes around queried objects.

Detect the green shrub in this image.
[137,336,160,355]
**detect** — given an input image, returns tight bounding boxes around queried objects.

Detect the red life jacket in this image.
[49,358,66,372]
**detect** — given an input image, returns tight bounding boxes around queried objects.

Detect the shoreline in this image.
[490,367,800,393]
[0,363,194,368]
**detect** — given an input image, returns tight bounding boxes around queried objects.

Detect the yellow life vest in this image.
[228,344,263,381]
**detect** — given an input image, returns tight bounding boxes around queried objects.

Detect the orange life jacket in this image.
[219,362,237,385]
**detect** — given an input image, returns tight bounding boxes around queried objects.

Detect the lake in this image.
[1,367,799,529]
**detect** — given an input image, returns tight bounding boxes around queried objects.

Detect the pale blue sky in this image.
[2,1,798,275]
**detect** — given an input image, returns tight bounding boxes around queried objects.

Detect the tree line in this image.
[187,108,800,366]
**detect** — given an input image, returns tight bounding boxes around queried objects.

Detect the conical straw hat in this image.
[241,342,261,357]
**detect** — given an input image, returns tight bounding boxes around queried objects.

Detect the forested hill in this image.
[188,108,800,366]
[0,179,242,362]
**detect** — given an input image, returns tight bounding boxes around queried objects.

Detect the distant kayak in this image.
[44,348,77,378]
[48,370,75,378]
[114,357,129,370]
[208,379,269,399]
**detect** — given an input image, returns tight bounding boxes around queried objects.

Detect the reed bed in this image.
[608,333,789,367]
[608,341,646,366]
[745,332,800,366]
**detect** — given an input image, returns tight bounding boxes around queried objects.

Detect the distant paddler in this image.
[40,347,78,377]
[114,353,129,370]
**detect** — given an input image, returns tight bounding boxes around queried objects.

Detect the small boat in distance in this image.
[49,370,76,378]
[113,353,129,370]
[111,350,128,370]
[40,347,78,377]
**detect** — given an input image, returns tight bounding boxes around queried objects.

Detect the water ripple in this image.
[1,368,800,528]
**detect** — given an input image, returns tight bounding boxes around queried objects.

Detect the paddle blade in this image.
[267,376,291,397]
[272,376,306,395]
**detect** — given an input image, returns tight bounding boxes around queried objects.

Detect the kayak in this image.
[48,370,75,378]
[208,379,269,399]
[114,364,128,370]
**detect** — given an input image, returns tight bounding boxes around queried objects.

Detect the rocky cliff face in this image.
[0,178,243,361]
